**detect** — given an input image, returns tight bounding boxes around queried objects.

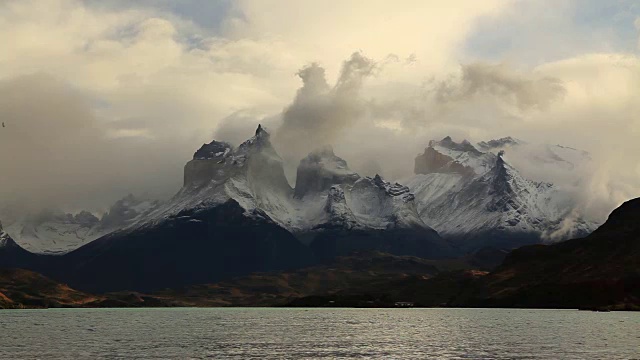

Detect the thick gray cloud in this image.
[0,74,187,213]
[433,62,566,111]
[273,52,375,164]
[366,62,568,132]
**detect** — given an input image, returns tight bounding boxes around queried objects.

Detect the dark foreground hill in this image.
[54,200,314,293]
[475,197,640,309]
[1,250,502,309]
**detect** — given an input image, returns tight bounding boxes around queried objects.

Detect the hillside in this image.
[0,268,99,309]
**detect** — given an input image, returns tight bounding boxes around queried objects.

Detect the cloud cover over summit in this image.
[0,0,638,223]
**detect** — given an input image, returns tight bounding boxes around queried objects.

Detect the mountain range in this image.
[1,198,637,310]
[406,136,596,251]
[0,125,605,293]
[0,195,160,255]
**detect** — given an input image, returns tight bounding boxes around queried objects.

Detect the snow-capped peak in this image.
[294,146,360,199]
[406,135,598,250]
[0,194,162,255]
[417,137,495,177]
[370,174,415,202]
[238,124,272,152]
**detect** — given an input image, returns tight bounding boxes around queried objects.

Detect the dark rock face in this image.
[0,224,40,269]
[184,141,234,186]
[414,147,475,176]
[294,147,360,199]
[321,186,358,229]
[184,158,231,187]
[184,124,291,195]
[73,211,99,227]
[477,137,519,151]
[369,174,414,201]
[55,199,314,293]
[193,140,232,160]
[239,124,271,151]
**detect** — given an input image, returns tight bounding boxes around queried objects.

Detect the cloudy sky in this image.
[0,0,638,219]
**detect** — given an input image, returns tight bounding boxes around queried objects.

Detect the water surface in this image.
[0,308,638,359]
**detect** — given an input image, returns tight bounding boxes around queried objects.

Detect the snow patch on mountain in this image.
[348,175,422,229]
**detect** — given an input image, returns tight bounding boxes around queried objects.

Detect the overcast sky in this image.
[0,0,638,219]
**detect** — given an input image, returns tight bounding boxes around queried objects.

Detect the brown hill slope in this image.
[0,268,99,309]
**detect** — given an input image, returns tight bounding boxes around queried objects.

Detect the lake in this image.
[0,308,638,359]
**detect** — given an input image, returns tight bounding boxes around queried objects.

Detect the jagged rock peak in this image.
[255,124,267,137]
[488,153,511,196]
[193,140,232,160]
[73,210,99,227]
[320,185,357,230]
[477,136,521,151]
[372,174,386,186]
[184,126,283,187]
[326,185,346,203]
[239,124,272,152]
[303,145,350,170]
[369,174,415,202]
[0,220,10,247]
[294,147,359,199]
[431,136,482,155]
[414,146,476,177]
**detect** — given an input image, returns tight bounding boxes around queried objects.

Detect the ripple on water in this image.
[0,308,638,359]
